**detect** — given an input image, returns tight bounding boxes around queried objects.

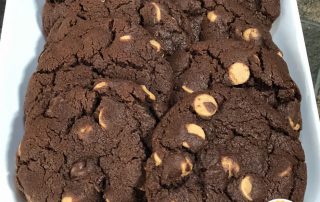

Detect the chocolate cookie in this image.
[17,69,158,201]
[171,0,280,24]
[39,17,173,117]
[169,39,302,132]
[43,0,197,55]
[139,0,198,55]
[145,87,306,202]
[167,0,280,50]
[42,0,141,36]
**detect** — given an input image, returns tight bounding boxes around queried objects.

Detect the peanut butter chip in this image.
[277,51,283,58]
[228,62,250,85]
[221,156,240,177]
[181,157,193,177]
[253,54,260,64]
[141,85,156,101]
[288,117,301,131]
[182,141,190,148]
[279,166,292,177]
[106,199,110,202]
[207,11,218,22]
[150,40,161,52]
[78,125,93,140]
[119,35,132,42]
[99,109,107,129]
[243,28,261,41]
[62,196,73,202]
[153,152,162,166]
[193,94,218,119]
[185,124,206,140]
[25,194,32,202]
[151,2,161,22]
[182,85,194,94]
[18,143,21,157]
[94,82,108,90]
[240,176,253,201]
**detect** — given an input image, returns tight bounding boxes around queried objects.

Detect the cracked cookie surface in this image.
[17,69,157,202]
[169,39,302,132]
[39,17,173,117]
[43,0,198,55]
[42,0,142,36]
[199,0,279,43]
[145,87,306,202]
[43,0,280,54]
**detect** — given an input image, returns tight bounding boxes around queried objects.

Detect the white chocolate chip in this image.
[269,199,292,202]
[288,117,300,131]
[18,143,21,157]
[221,156,240,177]
[240,176,253,201]
[150,40,161,52]
[277,51,283,58]
[243,28,261,42]
[253,54,260,64]
[119,35,132,42]
[193,94,218,119]
[185,124,206,140]
[78,125,93,140]
[182,85,194,94]
[25,194,32,202]
[94,82,108,90]
[181,157,193,177]
[228,62,250,85]
[62,196,73,202]
[182,141,190,149]
[141,85,156,101]
[279,166,292,177]
[151,2,161,22]
[153,152,162,166]
[99,109,107,129]
[207,11,218,22]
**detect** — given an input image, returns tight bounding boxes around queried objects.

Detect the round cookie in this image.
[169,39,302,132]
[145,87,306,202]
[39,17,173,117]
[43,0,197,55]
[17,71,157,201]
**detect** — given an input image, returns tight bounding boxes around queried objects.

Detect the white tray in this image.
[0,0,319,201]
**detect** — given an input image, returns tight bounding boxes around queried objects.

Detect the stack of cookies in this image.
[16,0,307,201]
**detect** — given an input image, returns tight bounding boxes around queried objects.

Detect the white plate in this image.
[0,0,319,201]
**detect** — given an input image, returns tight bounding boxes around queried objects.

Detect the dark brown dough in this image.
[145,87,306,202]
[43,0,197,55]
[17,68,157,202]
[169,39,302,132]
[39,17,173,118]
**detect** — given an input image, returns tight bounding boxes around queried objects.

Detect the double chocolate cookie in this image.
[39,17,173,117]
[42,0,141,36]
[43,0,280,53]
[199,0,279,42]
[16,0,306,201]
[17,68,157,201]
[43,0,198,55]
[169,38,301,133]
[145,86,306,202]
